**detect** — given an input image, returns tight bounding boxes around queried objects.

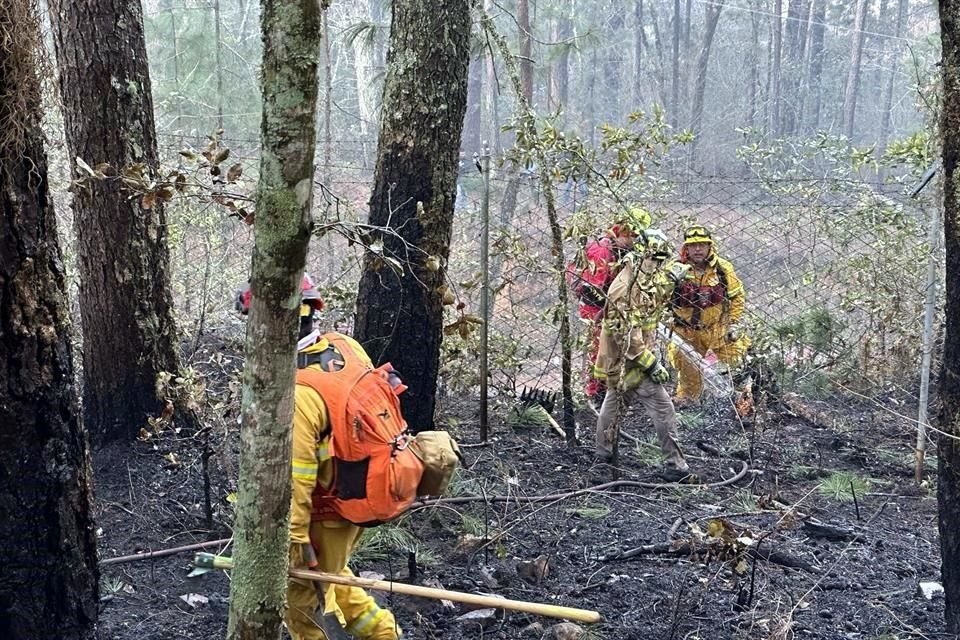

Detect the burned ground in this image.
[94,336,947,639]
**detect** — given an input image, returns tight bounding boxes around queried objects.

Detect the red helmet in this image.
[235,274,324,316]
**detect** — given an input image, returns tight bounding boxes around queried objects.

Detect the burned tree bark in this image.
[940,0,960,631]
[355,0,472,430]
[49,0,186,443]
[0,1,98,636]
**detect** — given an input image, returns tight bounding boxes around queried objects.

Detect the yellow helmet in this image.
[683,224,713,245]
[611,206,652,237]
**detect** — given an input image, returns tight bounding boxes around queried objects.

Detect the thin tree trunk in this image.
[806,0,826,132]
[518,0,533,104]
[797,0,818,131]
[606,4,625,122]
[322,5,332,183]
[843,0,870,140]
[769,0,782,135]
[633,0,644,108]
[225,0,320,637]
[688,0,724,167]
[354,0,472,430]
[939,2,960,631]
[0,2,99,636]
[166,0,184,133]
[351,0,379,166]
[49,0,190,443]
[781,0,808,134]
[746,0,759,129]
[213,0,225,131]
[671,0,680,127]
[880,0,908,149]
[552,2,571,109]
[647,0,668,108]
[464,55,483,153]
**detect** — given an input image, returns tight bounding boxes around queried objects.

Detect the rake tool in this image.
[516,386,565,437]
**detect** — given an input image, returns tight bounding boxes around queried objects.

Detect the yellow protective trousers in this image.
[667,324,748,401]
[286,522,401,640]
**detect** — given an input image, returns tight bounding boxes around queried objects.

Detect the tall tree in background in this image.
[805,0,826,132]
[842,0,870,140]
[355,0,472,430]
[880,0,909,149]
[769,0,782,135]
[0,0,98,636]
[49,0,187,443]
[225,0,319,636]
[940,2,960,631]
[688,0,724,166]
[518,0,534,104]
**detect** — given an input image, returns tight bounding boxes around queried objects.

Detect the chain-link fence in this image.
[163,138,939,432]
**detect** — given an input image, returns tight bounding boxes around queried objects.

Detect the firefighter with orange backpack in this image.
[236,275,460,640]
[667,225,750,406]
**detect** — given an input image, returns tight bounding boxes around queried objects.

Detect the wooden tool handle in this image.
[289,567,601,623]
[196,553,600,623]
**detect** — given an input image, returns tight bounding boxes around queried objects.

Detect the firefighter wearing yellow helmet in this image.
[592,228,695,482]
[668,224,749,405]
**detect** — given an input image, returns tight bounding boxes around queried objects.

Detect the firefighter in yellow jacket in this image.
[237,276,401,640]
[668,225,749,404]
[592,230,693,481]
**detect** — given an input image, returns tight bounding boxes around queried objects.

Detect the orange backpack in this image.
[296,333,424,527]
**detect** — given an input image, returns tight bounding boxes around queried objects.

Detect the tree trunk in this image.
[225,0,319,638]
[321,5,333,184]
[354,0,472,431]
[552,4,571,109]
[769,0,782,135]
[0,2,99,636]
[805,0,826,132]
[940,2,960,632]
[518,0,533,104]
[49,0,188,444]
[688,0,724,167]
[213,0,225,131]
[632,0,644,108]
[843,0,870,140]
[463,54,483,153]
[671,0,680,127]
[780,0,809,135]
[352,0,380,160]
[745,0,759,129]
[605,4,625,123]
[880,0,908,149]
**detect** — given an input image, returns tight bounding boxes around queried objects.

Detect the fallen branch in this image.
[598,540,816,573]
[194,553,601,623]
[414,460,750,508]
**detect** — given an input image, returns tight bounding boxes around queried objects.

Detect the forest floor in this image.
[94,333,949,640]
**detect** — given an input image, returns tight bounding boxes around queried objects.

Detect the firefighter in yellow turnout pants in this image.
[236,276,401,640]
[668,225,749,404]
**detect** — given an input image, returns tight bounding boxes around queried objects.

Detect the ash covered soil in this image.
[94,336,948,639]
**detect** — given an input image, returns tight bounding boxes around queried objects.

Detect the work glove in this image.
[637,349,670,385]
[579,283,606,307]
[726,324,740,343]
[291,542,319,569]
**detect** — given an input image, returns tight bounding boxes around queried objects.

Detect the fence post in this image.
[479,143,491,443]
[916,202,941,482]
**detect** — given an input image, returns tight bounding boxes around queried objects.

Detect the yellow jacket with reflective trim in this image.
[593,257,675,383]
[289,333,373,544]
